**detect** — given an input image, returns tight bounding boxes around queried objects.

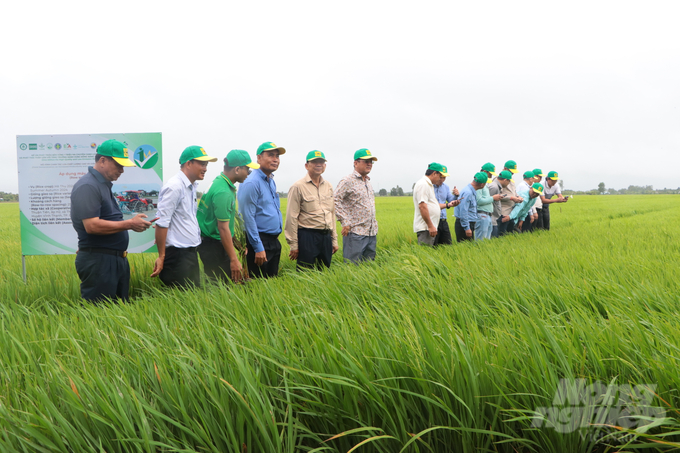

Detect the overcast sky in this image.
[2,0,679,193]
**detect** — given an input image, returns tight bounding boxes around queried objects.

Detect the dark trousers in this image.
[539,205,551,230]
[297,228,332,270]
[534,208,545,230]
[498,218,516,236]
[246,232,282,278]
[160,246,201,289]
[434,218,452,245]
[198,236,233,282]
[454,218,476,242]
[75,250,130,303]
[522,214,534,233]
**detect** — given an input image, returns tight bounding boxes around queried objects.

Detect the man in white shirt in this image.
[151,146,217,288]
[539,171,568,230]
[413,163,459,246]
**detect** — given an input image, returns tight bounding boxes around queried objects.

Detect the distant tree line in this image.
[0,192,19,202]
[564,184,680,196]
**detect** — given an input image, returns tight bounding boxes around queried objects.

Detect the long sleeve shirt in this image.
[475,185,493,214]
[156,171,201,248]
[509,188,537,221]
[453,183,479,230]
[237,169,283,253]
[334,170,378,237]
[498,178,517,216]
[517,180,536,216]
[487,179,503,225]
[285,175,338,250]
[433,182,455,220]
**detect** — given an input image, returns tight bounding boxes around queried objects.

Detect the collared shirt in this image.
[413,176,440,233]
[476,185,493,214]
[544,181,562,199]
[70,166,128,251]
[487,179,503,225]
[198,173,237,241]
[285,174,338,250]
[510,188,538,221]
[497,178,517,216]
[433,182,455,220]
[156,171,201,248]
[517,180,536,216]
[334,170,378,237]
[454,184,479,229]
[237,169,282,253]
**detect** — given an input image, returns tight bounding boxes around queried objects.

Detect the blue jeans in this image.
[474,212,492,240]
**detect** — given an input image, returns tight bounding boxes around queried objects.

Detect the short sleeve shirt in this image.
[544,181,562,199]
[197,173,237,240]
[413,176,440,232]
[70,166,129,250]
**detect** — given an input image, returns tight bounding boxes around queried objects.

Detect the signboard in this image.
[17,133,163,255]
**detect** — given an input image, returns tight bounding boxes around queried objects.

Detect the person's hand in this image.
[452,186,459,196]
[289,249,299,260]
[129,214,152,232]
[341,225,350,236]
[512,196,523,203]
[428,224,437,237]
[518,221,524,231]
[332,245,339,254]
[465,229,472,238]
[451,199,462,207]
[492,194,502,201]
[230,259,244,282]
[254,251,267,266]
[150,257,164,277]
[501,215,510,223]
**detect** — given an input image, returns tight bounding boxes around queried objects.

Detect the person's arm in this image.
[334,178,351,236]
[238,182,264,253]
[73,184,151,234]
[459,194,471,231]
[217,220,243,282]
[419,202,437,237]
[150,226,168,277]
[476,188,494,207]
[82,215,150,234]
[284,184,301,259]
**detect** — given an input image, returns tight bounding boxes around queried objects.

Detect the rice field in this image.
[1,195,680,452]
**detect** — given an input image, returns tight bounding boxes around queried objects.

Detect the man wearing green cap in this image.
[475,163,503,241]
[453,172,487,242]
[488,170,514,238]
[285,151,338,270]
[334,149,379,263]
[502,183,544,232]
[532,169,545,230]
[198,149,260,282]
[151,145,218,288]
[538,171,568,230]
[413,163,455,246]
[237,142,286,278]
[497,160,523,235]
[70,139,153,303]
[517,171,538,233]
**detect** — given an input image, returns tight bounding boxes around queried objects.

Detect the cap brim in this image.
[489,171,497,176]
[193,156,218,162]
[262,147,286,155]
[548,176,559,180]
[246,162,260,169]
[307,158,327,162]
[537,173,545,177]
[509,169,518,173]
[358,156,378,161]
[112,157,136,167]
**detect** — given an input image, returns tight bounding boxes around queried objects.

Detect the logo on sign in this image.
[55,143,62,150]
[29,144,37,150]
[133,144,159,169]
[90,142,96,149]
[20,143,27,150]
[47,143,53,150]
[65,143,72,149]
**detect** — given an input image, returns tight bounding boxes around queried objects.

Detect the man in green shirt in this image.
[197,149,259,283]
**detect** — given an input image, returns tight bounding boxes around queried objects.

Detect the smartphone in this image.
[150,217,160,223]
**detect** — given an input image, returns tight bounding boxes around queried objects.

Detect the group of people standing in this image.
[413,160,568,246]
[70,140,380,303]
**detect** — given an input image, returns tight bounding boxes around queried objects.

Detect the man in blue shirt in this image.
[501,182,544,232]
[237,142,286,278]
[433,179,460,245]
[453,172,487,242]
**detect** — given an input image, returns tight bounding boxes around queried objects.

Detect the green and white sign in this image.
[17,132,163,255]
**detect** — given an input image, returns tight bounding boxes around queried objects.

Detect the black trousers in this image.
[246,232,282,278]
[75,250,130,303]
[522,214,534,233]
[534,208,545,230]
[539,205,551,230]
[160,246,201,289]
[198,236,233,282]
[454,218,476,242]
[497,217,516,236]
[434,218,452,246]
[297,228,332,270]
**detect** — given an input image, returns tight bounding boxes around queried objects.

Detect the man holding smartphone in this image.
[538,171,568,230]
[488,170,514,238]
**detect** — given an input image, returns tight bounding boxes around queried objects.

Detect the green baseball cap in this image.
[481,162,497,175]
[474,172,488,184]
[225,149,259,168]
[547,171,560,180]
[498,170,514,180]
[179,146,218,165]
[257,142,286,155]
[306,150,327,162]
[97,139,135,167]
[533,168,545,177]
[523,170,535,179]
[427,163,449,177]
[532,183,544,195]
[354,148,377,161]
[504,160,518,173]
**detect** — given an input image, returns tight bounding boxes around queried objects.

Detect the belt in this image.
[79,247,128,258]
[300,227,332,235]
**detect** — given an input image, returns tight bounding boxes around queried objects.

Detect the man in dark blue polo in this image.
[70,139,152,303]
[237,142,285,278]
